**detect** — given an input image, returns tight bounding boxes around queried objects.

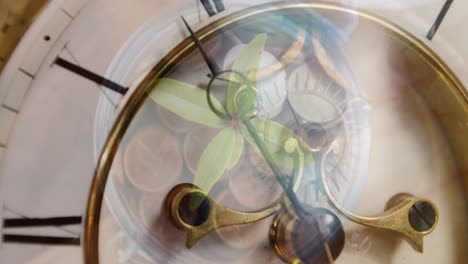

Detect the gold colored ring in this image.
[84,2,468,263]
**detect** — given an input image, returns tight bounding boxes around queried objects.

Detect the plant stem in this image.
[243,120,304,213]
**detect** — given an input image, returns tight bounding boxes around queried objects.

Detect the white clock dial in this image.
[0,1,466,264]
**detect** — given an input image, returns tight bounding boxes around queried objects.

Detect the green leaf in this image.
[241,119,314,170]
[148,78,226,128]
[194,128,243,192]
[227,132,244,170]
[226,34,267,114]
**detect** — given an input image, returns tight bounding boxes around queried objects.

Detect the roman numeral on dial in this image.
[200,0,225,16]
[3,216,82,228]
[54,57,129,95]
[2,235,81,246]
[2,216,82,246]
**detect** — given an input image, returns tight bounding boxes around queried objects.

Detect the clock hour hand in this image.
[181,17,222,76]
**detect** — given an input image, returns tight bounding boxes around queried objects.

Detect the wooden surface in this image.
[0,0,50,73]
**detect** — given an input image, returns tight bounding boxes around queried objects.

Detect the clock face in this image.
[0,1,467,264]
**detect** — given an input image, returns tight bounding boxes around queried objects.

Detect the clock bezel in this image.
[83,2,468,263]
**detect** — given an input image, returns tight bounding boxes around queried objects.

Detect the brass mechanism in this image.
[166,183,282,248]
[269,204,345,264]
[320,148,439,253]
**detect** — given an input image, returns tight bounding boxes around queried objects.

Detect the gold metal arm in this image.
[320,148,439,253]
[166,183,282,248]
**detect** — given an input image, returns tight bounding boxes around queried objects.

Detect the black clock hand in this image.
[181,17,222,76]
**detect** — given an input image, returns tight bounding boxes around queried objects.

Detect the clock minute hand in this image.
[181,17,222,76]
